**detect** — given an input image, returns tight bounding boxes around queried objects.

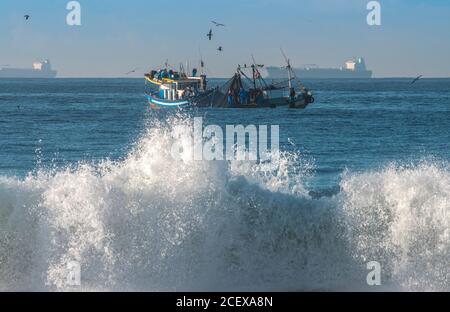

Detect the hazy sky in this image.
[1,0,449,77]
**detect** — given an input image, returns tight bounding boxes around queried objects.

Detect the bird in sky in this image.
[24,15,31,20]
[125,68,139,75]
[207,29,213,40]
[212,21,225,27]
[411,75,423,84]
[217,46,223,52]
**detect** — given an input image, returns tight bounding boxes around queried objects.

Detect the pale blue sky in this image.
[1,0,449,77]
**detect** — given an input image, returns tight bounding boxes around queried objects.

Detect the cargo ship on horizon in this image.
[0,60,57,78]
[265,57,372,79]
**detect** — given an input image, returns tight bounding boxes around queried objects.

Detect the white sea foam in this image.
[339,162,450,291]
[0,116,448,291]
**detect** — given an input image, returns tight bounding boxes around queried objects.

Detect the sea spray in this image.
[0,115,448,291]
[339,161,450,291]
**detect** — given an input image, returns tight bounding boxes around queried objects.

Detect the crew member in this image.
[239,87,247,105]
[289,88,296,102]
[227,89,234,106]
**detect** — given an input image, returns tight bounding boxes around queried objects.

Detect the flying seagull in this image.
[212,21,225,27]
[24,15,31,20]
[207,29,213,40]
[411,75,423,84]
[125,68,139,75]
[217,46,223,52]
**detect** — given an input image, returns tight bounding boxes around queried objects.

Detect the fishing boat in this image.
[208,54,314,109]
[280,50,315,109]
[144,64,211,109]
[144,54,314,109]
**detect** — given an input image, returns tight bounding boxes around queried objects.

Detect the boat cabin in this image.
[145,69,207,101]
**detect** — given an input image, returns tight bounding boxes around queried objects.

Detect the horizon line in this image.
[5,76,449,79]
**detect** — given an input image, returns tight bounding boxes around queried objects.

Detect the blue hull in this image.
[146,94,190,108]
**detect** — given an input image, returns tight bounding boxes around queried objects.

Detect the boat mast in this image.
[198,47,205,76]
[281,49,293,92]
[251,64,257,90]
[287,62,292,90]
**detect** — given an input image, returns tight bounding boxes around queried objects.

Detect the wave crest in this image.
[0,116,448,291]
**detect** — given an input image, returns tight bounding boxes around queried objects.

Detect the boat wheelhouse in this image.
[145,68,208,108]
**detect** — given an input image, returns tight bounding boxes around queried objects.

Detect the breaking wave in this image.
[0,116,448,291]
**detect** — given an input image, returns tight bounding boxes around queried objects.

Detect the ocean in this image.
[0,78,449,291]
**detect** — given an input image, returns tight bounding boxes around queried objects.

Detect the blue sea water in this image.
[1,79,448,186]
[0,78,449,291]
